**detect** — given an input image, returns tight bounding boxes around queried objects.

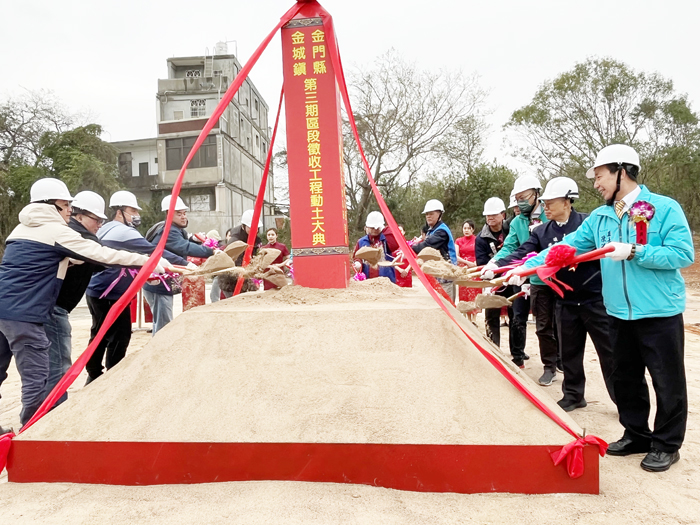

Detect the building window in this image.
[254,99,259,111]
[186,69,202,77]
[165,135,217,170]
[190,99,206,118]
[138,162,149,177]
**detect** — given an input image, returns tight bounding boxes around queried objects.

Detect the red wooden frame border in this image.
[8,441,598,494]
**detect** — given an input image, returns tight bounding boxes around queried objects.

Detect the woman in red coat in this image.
[455,219,480,322]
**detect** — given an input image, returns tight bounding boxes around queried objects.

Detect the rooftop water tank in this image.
[214,41,228,55]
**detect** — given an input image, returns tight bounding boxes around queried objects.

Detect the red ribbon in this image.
[0,2,305,473]
[636,221,648,245]
[233,87,285,296]
[551,435,608,478]
[0,1,606,480]
[313,0,604,477]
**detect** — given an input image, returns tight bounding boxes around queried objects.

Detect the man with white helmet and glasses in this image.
[490,178,616,409]
[511,145,693,472]
[411,199,457,299]
[353,211,396,282]
[143,195,214,332]
[85,191,188,383]
[0,180,168,431]
[475,197,528,365]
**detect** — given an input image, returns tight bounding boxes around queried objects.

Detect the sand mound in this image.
[20,279,579,445]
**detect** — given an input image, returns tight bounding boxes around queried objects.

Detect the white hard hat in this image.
[365,211,385,229]
[422,199,444,214]
[512,175,543,195]
[241,209,262,229]
[161,195,188,212]
[508,191,517,209]
[483,197,506,216]
[30,178,73,203]
[540,177,579,201]
[586,144,641,179]
[109,190,142,210]
[72,191,108,219]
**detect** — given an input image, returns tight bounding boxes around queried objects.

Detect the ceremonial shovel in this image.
[475,291,527,309]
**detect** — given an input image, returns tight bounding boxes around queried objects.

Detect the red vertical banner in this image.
[282,17,349,288]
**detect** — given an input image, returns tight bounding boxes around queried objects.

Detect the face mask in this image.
[517,200,534,215]
[130,215,142,228]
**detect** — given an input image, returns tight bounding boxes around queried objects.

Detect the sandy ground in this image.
[1,280,700,524]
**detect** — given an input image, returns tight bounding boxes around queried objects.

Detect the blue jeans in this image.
[43,306,72,407]
[0,319,50,426]
[143,290,173,335]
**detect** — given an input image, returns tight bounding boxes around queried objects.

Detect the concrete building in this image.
[112,43,276,236]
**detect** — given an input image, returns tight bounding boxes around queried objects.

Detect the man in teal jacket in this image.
[488,175,548,369]
[509,144,694,473]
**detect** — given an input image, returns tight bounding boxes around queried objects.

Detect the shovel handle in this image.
[170,265,193,275]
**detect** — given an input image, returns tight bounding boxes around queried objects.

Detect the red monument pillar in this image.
[282,14,350,288]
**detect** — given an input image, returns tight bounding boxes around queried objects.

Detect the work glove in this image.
[604,242,634,261]
[520,283,531,298]
[353,261,362,272]
[504,268,527,287]
[480,261,499,280]
[186,262,198,271]
[153,257,173,275]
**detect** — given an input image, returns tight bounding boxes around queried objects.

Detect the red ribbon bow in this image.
[551,435,608,478]
[0,431,16,469]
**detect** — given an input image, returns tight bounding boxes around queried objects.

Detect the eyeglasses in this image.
[541,199,565,209]
[86,214,105,226]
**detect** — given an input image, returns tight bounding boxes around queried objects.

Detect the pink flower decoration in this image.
[629,201,655,223]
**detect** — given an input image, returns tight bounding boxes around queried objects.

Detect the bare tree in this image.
[344,50,488,230]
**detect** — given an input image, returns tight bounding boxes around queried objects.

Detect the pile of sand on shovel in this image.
[20,279,580,446]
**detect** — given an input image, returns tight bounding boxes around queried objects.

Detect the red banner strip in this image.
[8,440,599,493]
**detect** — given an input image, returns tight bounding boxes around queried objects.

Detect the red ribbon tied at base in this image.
[551,435,608,479]
[0,431,16,470]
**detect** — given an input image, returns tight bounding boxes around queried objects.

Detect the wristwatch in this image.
[626,244,637,261]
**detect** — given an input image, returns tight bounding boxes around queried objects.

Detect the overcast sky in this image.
[2,0,699,174]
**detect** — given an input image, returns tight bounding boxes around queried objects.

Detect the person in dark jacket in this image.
[487,178,616,411]
[228,209,263,265]
[0,180,164,427]
[86,191,188,383]
[143,195,213,333]
[43,191,107,407]
[474,197,529,366]
[411,199,457,299]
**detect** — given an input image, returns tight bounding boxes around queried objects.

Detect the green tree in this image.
[1,92,124,255]
[506,57,700,216]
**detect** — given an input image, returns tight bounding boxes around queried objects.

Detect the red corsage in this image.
[629,201,655,245]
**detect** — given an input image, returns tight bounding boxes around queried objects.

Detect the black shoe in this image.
[0,425,13,436]
[641,449,680,472]
[538,369,557,386]
[606,437,651,456]
[512,358,525,369]
[523,354,530,360]
[557,398,587,412]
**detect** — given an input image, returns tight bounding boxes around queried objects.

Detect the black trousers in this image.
[530,284,559,372]
[85,295,132,382]
[556,299,616,404]
[485,285,528,362]
[609,313,687,453]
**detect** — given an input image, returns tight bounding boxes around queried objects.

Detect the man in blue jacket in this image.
[85,191,188,383]
[509,145,694,472]
[411,199,457,300]
[143,195,214,334]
